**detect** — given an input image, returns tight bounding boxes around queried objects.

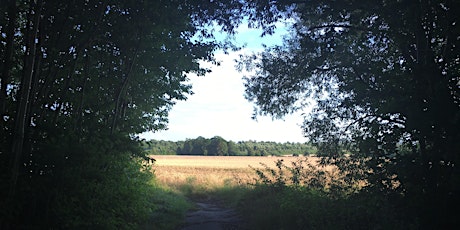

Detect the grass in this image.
[150,155,337,211]
[151,155,319,169]
[150,155,361,229]
[152,155,326,184]
[151,155,313,196]
[147,156,278,229]
[151,156,304,202]
[149,155,422,229]
[142,179,192,230]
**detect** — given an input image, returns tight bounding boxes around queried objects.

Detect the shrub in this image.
[240,158,420,229]
[53,151,156,229]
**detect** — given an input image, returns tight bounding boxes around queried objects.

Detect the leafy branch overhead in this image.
[0,1,250,228]
[240,0,459,228]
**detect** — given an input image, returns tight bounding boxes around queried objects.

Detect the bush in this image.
[1,133,173,229]
[50,138,156,229]
[239,159,420,229]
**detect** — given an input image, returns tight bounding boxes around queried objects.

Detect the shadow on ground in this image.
[179,198,246,230]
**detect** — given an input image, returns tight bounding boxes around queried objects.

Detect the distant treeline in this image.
[142,136,317,156]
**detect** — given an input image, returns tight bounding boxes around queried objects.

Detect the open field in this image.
[151,155,371,230]
[150,155,334,192]
[151,155,318,168]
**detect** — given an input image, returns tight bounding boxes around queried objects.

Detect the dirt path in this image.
[179,199,246,230]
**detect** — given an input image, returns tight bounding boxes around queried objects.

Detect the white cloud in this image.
[140,20,310,143]
[141,51,308,143]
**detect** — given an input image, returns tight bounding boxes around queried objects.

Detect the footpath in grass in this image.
[173,181,250,230]
[179,197,245,230]
[141,180,192,230]
[146,168,251,230]
[148,155,429,229]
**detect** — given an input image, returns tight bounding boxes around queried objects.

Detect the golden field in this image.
[151,155,315,168]
[150,155,332,191]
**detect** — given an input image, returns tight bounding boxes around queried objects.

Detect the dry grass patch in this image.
[150,155,338,192]
[151,155,314,168]
[153,165,253,190]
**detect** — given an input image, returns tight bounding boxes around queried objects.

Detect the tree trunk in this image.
[0,0,17,115]
[8,0,43,200]
[110,44,139,135]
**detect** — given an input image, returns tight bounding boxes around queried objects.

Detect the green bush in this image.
[239,159,420,230]
[52,148,156,229]
[1,133,191,229]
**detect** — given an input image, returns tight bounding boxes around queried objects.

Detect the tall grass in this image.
[154,165,251,206]
[142,179,192,230]
[239,159,419,230]
[151,155,419,229]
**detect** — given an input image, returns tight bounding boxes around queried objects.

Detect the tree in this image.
[180,140,194,155]
[0,0,248,228]
[240,0,460,228]
[207,136,229,156]
[192,136,210,155]
[227,140,242,155]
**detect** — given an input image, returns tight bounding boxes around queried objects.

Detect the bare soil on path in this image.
[179,198,246,230]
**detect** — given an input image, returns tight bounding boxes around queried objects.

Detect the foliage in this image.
[169,136,316,156]
[249,158,357,198]
[241,160,418,230]
[239,0,460,227]
[52,139,154,229]
[0,0,247,228]
[240,185,418,230]
[141,139,184,155]
[143,181,192,230]
[0,133,157,229]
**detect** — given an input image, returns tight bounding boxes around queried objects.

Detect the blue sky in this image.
[141,22,309,143]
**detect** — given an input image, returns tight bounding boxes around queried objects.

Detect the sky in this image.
[140,22,309,143]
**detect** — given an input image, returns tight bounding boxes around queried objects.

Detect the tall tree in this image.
[207,136,228,156]
[8,0,43,203]
[0,0,17,116]
[241,0,460,228]
[0,0,247,228]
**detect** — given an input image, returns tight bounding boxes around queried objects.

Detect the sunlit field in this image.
[150,155,336,193]
[152,155,316,168]
[151,155,375,230]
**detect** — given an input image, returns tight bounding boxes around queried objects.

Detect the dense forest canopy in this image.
[240,0,460,228]
[143,137,316,156]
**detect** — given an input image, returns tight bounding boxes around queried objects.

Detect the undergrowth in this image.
[168,175,250,208]
[151,157,420,229]
[238,159,419,230]
[142,179,192,230]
